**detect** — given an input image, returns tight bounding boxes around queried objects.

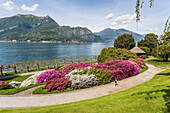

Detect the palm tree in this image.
[12,63,17,74]
[36,61,40,71]
[62,59,67,66]
[77,58,81,63]
[93,56,97,61]
[55,59,60,68]
[83,57,88,63]
[0,65,3,76]
[89,57,93,63]
[69,58,75,64]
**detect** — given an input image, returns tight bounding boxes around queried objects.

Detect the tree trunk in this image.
[37,63,40,71]
[14,66,17,74]
[26,66,29,72]
[0,66,3,76]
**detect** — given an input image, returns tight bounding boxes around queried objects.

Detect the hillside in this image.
[94,28,144,42]
[0,14,103,42]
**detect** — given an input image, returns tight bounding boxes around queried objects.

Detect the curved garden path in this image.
[0,64,165,110]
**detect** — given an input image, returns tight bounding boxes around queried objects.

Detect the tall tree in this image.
[114,34,136,50]
[138,33,158,51]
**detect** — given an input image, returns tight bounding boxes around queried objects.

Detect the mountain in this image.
[94,28,144,42]
[0,14,103,42]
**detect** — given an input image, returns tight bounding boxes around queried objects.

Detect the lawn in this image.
[0,69,169,113]
[0,75,43,95]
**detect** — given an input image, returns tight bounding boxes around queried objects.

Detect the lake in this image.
[0,42,113,65]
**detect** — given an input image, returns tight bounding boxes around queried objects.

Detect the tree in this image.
[153,44,170,61]
[138,33,158,51]
[114,34,136,50]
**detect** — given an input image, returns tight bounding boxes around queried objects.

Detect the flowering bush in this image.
[36,70,67,83]
[42,77,71,92]
[0,81,6,85]
[65,69,98,89]
[130,58,146,70]
[0,81,9,90]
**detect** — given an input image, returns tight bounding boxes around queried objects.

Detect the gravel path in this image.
[0,64,165,110]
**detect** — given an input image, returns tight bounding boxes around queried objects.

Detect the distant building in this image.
[27,40,31,42]
[130,46,145,55]
[12,40,17,42]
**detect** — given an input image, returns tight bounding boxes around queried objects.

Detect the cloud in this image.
[144,28,161,33]
[3,1,15,11]
[111,13,136,26]
[21,4,39,11]
[105,13,114,20]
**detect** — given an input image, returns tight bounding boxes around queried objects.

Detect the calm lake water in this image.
[0,42,113,64]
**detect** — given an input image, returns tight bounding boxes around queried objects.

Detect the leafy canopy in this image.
[138,33,158,51]
[114,34,136,50]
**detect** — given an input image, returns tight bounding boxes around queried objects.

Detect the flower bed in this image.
[35,59,145,92]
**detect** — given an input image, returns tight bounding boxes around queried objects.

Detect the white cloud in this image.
[3,1,15,11]
[105,13,114,20]
[144,28,161,34]
[21,4,39,11]
[111,13,136,26]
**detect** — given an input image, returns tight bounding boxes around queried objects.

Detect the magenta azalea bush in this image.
[42,77,71,92]
[0,81,7,85]
[37,58,146,91]
[130,58,146,70]
[90,60,139,80]
[36,70,67,83]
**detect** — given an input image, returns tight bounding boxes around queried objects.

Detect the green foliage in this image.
[153,44,170,61]
[139,55,148,59]
[32,87,74,94]
[0,84,10,90]
[97,47,137,63]
[139,47,150,55]
[114,34,136,50]
[138,33,158,51]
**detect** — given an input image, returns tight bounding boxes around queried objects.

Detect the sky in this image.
[0,0,169,35]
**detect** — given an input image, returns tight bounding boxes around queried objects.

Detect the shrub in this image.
[65,69,98,89]
[0,81,9,90]
[97,47,137,63]
[0,81,6,85]
[130,58,146,70]
[139,47,150,55]
[36,70,66,84]
[75,68,111,85]
[139,55,148,59]
[42,77,71,92]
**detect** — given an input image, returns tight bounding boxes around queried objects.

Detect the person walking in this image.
[115,79,118,86]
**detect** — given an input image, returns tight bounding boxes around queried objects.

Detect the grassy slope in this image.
[0,75,43,95]
[1,67,169,113]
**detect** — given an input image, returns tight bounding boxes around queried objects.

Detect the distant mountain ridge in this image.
[94,28,144,42]
[0,14,103,42]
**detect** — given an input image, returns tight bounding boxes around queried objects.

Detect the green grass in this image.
[0,75,43,95]
[145,60,170,69]
[0,74,32,82]
[32,87,74,94]
[139,65,148,73]
[0,70,169,113]
[0,83,43,95]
